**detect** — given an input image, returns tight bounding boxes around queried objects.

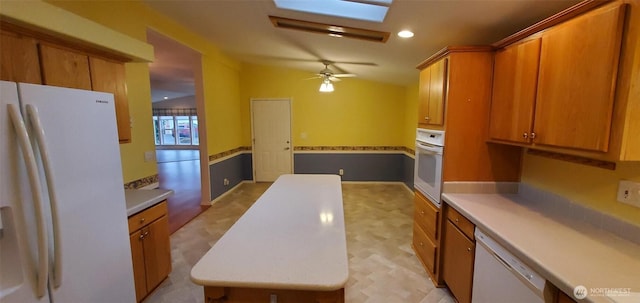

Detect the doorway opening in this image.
[147,29,210,234]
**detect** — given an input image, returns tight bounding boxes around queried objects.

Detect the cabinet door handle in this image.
[530,132,536,139]
[139,234,145,240]
[420,210,425,215]
[467,247,472,252]
[424,117,430,120]
[419,242,424,247]
[523,132,528,139]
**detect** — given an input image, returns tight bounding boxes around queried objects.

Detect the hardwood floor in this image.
[143,182,454,303]
[156,149,208,234]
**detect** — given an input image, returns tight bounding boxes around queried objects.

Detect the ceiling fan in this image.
[313,61,357,92]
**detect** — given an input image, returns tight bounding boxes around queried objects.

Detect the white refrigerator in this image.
[0,81,136,302]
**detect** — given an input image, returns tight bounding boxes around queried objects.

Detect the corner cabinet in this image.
[128,201,172,302]
[0,24,132,143]
[417,58,448,128]
[490,1,640,161]
[441,204,475,303]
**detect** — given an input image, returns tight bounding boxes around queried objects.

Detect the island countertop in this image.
[124,188,173,216]
[191,174,348,291]
[442,192,640,303]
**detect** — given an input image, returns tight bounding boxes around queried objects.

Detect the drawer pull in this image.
[467,247,472,252]
[420,211,425,215]
[419,242,424,247]
[140,218,145,224]
[455,218,459,223]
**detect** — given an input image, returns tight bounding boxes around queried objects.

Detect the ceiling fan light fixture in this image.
[319,79,334,92]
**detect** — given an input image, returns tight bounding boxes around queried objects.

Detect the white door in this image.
[251,99,292,182]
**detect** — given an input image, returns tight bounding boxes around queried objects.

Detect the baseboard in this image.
[140,182,159,189]
[210,180,253,204]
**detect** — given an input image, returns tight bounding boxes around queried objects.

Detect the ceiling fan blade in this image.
[333,74,357,78]
[329,76,342,82]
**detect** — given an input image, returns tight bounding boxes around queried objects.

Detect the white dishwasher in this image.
[472,229,546,303]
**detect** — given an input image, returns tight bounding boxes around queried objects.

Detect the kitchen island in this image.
[191,174,348,303]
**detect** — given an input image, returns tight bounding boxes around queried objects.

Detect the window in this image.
[153,114,199,146]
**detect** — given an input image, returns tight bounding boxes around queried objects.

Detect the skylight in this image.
[273,0,392,23]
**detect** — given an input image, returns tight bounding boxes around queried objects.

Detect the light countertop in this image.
[125,188,173,216]
[191,174,348,291]
[442,192,640,303]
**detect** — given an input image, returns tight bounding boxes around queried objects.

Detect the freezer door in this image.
[17,83,136,303]
[0,80,50,303]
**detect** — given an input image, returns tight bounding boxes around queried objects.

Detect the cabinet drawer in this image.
[414,191,439,240]
[447,206,474,240]
[128,201,167,233]
[413,223,437,274]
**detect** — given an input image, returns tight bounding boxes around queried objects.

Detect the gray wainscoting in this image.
[294,153,410,183]
[209,152,415,201]
[209,153,253,200]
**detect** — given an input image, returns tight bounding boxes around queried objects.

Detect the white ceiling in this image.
[144,0,581,93]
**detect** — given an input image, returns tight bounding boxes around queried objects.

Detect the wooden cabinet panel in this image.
[0,30,42,84]
[128,201,171,302]
[418,68,431,127]
[489,38,540,143]
[129,231,147,302]
[414,191,439,240]
[446,206,475,240]
[39,43,92,90]
[128,201,167,233]
[90,57,131,143]
[143,215,172,291]
[557,291,577,303]
[534,4,625,152]
[442,220,475,303]
[413,223,437,274]
[427,58,447,126]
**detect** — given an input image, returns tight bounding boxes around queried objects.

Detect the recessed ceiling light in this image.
[163,96,169,100]
[398,30,414,38]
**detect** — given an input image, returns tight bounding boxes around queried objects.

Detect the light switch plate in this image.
[617,180,640,208]
[144,151,155,162]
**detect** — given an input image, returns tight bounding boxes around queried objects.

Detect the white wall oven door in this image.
[414,140,443,207]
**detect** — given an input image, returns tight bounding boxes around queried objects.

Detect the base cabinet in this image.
[441,205,475,303]
[128,201,172,302]
[412,191,443,286]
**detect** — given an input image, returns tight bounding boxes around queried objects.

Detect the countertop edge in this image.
[125,189,173,216]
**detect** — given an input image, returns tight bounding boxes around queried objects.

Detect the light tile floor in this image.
[143,182,454,303]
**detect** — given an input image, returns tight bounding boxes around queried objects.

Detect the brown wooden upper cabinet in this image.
[90,57,131,143]
[489,1,640,161]
[0,30,42,84]
[418,58,448,127]
[39,43,92,90]
[0,25,132,143]
[489,38,541,144]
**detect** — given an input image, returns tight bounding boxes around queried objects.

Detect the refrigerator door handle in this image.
[26,104,62,289]
[7,104,49,298]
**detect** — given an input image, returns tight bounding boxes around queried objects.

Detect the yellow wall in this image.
[44,0,243,182]
[403,82,419,150]
[239,63,407,147]
[522,154,640,226]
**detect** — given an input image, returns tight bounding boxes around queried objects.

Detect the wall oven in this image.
[414,128,445,207]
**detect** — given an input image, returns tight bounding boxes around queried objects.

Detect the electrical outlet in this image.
[223,178,230,186]
[339,169,344,176]
[617,180,640,208]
